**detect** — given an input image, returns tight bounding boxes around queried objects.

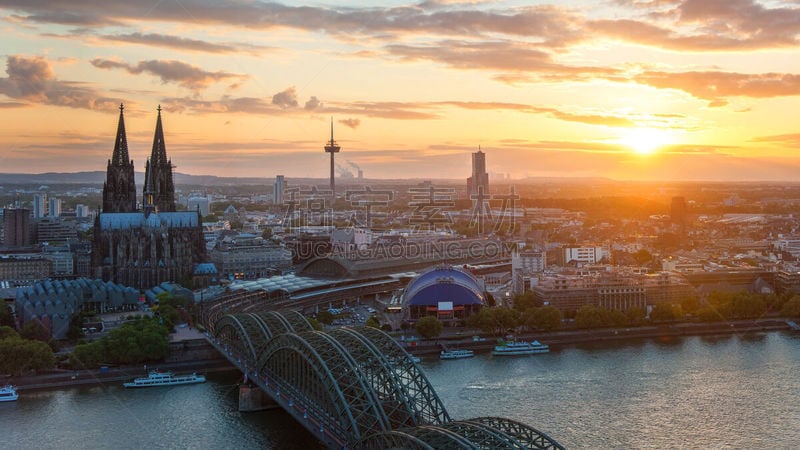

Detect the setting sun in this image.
[618,128,673,155]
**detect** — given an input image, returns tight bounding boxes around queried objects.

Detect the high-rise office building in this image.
[2,208,32,247]
[671,196,687,226]
[274,175,285,205]
[75,204,89,218]
[48,197,61,218]
[467,148,489,197]
[33,193,47,219]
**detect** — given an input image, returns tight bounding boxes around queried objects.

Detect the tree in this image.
[484,292,496,307]
[316,310,334,325]
[781,296,800,318]
[574,305,605,329]
[307,317,323,331]
[66,313,86,341]
[633,249,653,266]
[0,334,55,375]
[526,306,563,331]
[680,295,700,315]
[625,307,647,326]
[69,317,169,368]
[365,317,381,329]
[20,320,50,343]
[649,304,680,323]
[414,316,443,339]
[467,307,520,335]
[0,326,19,340]
[730,293,767,319]
[513,291,542,312]
[0,303,14,328]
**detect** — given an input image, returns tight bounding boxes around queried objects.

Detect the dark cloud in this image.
[0,101,27,108]
[0,1,582,46]
[4,0,800,56]
[338,118,360,129]
[386,40,618,78]
[100,32,239,54]
[272,86,299,108]
[0,55,117,109]
[90,58,247,90]
[163,93,635,127]
[304,95,322,110]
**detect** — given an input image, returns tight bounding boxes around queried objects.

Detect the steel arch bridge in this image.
[203,305,564,449]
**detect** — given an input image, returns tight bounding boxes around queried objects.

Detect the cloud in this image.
[163,94,639,127]
[5,0,800,55]
[339,118,360,129]
[2,1,582,46]
[633,70,800,103]
[436,101,635,126]
[386,40,618,78]
[0,55,117,109]
[100,32,240,54]
[90,58,247,90]
[751,133,800,148]
[304,95,322,110]
[272,86,299,108]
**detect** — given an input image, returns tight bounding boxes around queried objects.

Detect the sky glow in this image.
[1,0,800,181]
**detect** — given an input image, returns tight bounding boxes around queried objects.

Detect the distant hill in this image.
[0,171,616,187]
[0,171,277,186]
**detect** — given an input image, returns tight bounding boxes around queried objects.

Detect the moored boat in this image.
[440,349,475,360]
[0,385,18,402]
[492,340,549,356]
[123,370,205,388]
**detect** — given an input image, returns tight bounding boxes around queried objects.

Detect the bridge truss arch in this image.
[210,309,564,449]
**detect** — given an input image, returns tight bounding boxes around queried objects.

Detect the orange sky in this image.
[1,0,799,181]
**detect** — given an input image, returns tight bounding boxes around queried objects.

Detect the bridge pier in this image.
[238,383,279,412]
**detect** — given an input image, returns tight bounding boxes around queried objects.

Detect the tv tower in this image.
[324,118,340,201]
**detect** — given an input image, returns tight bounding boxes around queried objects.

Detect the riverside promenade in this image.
[7,326,236,391]
[6,318,792,390]
[401,318,793,356]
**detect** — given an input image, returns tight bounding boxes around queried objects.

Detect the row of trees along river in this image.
[4,289,800,375]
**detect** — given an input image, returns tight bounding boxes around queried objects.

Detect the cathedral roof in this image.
[98,212,199,230]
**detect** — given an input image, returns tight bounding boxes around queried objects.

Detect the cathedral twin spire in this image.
[102,104,176,215]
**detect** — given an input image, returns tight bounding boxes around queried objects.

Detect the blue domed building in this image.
[404,266,486,321]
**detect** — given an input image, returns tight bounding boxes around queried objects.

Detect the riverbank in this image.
[7,319,794,390]
[7,359,238,391]
[403,318,794,356]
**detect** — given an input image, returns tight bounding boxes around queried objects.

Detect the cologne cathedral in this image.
[92,105,205,290]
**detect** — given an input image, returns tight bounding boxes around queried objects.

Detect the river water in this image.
[3,331,799,449]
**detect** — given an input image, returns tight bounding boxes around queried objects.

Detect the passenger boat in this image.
[492,340,549,356]
[0,385,18,402]
[123,370,206,388]
[440,349,475,360]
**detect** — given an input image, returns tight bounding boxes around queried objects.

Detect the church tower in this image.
[143,105,176,214]
[102,104,137,213]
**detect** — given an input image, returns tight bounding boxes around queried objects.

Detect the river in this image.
[3,331,799,449]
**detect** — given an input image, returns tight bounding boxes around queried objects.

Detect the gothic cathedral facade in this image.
[93,105,206,290]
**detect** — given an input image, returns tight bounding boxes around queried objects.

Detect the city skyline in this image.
[1,1,800,181]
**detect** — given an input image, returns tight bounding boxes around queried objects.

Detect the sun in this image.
[618,127,672,155]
